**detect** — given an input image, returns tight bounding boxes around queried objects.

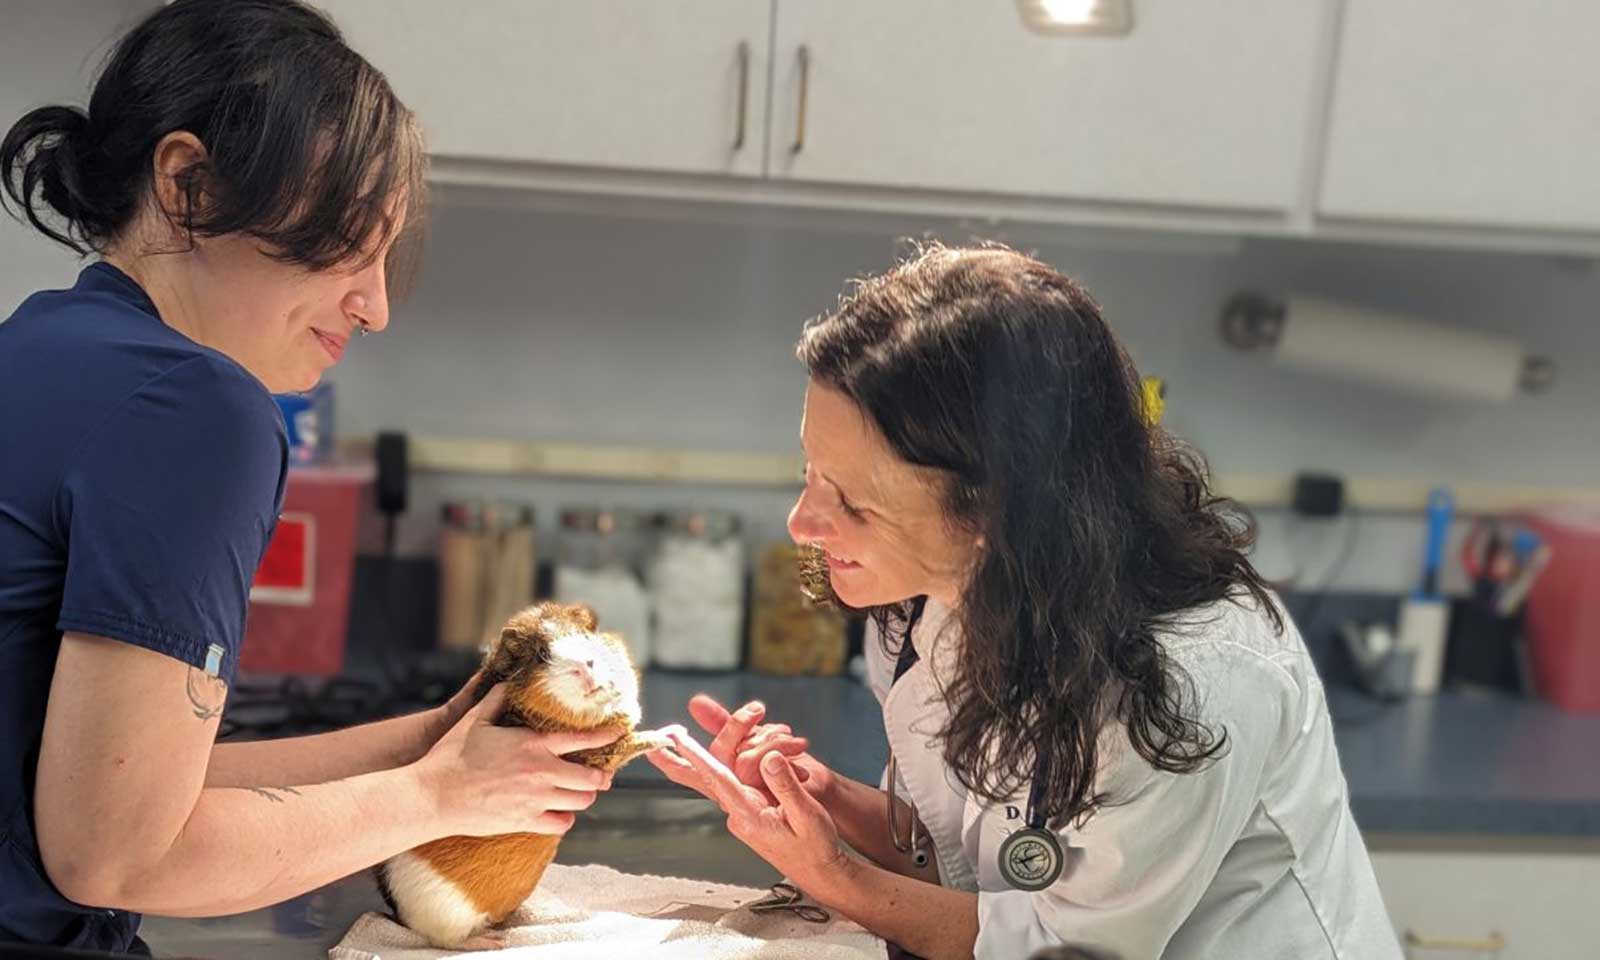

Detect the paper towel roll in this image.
[1274,298,1528,402]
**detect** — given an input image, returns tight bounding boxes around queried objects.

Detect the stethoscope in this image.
[883,599,1065,892]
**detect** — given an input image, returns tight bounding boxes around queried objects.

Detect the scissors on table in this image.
[748,881,830,923]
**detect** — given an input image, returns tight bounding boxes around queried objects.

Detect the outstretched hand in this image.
[683,695,835,804]
[648,726,848,889]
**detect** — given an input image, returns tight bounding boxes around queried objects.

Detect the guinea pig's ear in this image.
[567,603,599,632]
[480,626,517,671]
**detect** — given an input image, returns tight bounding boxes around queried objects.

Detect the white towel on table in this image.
[329,863,886,960]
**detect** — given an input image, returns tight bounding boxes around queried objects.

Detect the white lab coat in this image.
[867,595,1402,960]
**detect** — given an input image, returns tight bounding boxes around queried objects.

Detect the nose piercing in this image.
[357,323,371,338]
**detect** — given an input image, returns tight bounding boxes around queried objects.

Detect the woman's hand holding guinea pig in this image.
[409,669,487,762]
[412,683,621,837]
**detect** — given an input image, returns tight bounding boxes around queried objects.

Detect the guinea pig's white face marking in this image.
[543,631,641,724]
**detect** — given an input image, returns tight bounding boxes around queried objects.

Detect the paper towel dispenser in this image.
[1220,292,1555,402]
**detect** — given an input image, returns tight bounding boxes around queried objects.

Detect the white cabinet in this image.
[766,0,1328,213]
[319,0,769,178]
[313,0,1600,252]
[1370,846,1600,959]
[1320,2,1600,232]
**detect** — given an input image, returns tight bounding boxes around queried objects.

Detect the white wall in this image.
[5,1,1595,597]
[328,199,1600,593]
[0,1,155,313]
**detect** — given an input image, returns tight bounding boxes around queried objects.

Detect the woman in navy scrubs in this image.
[0,2,618,952]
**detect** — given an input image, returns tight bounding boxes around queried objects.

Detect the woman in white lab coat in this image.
[650,244,1400,960]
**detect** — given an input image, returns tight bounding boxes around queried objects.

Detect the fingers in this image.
[668,729,758,814]
[525,810,577,836]
[708,701,766,764]
[759,752,826,830]
[688,694,733,736]
[543,725,627,754]
[733,737,809,786]
[645,747,694,782]
[744,724,796,749]
[759,752,804,799]
[644,747,716,802]
[450,668,487,704]
[540,786,600,812]
[760,735,809,756]
[467,683,508,724]
[539,756,607,791]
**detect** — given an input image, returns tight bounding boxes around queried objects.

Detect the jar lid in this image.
[441,500,485,530]
[655,509,741,539]
[560,506,646,535]
[442,500,534,530]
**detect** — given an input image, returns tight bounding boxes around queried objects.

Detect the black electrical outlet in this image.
[1291,473,1344,518]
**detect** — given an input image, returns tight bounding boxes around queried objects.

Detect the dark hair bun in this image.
[1,0,423,270]
[0,105,104,252]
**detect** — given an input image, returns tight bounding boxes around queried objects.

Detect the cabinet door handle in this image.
[791,44,810,155]
[733,40,750,151]
[1403,930,1506,955]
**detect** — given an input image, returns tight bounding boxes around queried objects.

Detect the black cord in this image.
[1292,508,1362,640]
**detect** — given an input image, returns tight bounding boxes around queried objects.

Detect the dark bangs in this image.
[153,2,429,275]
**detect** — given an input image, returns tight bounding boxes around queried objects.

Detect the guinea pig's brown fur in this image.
[375,602,671,950]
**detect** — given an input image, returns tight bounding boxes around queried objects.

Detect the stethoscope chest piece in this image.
[997,825,1064,891]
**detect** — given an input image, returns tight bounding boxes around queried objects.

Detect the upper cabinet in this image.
[765,0,1327,213]
[1319,1,1600,233]
[317,0,1600,253]
[319,0,769,179]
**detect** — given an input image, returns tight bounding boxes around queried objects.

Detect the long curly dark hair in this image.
[797,243,1281,829]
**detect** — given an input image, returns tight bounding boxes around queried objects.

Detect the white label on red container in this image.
[250,512,316,606]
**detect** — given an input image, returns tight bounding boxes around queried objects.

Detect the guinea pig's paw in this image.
[455,929,511,951]
[638,725,684,751]
[611,726,680,764]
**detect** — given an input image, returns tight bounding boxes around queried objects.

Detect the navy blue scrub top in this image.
[0,263,288,952]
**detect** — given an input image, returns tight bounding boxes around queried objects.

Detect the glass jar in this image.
[552,507,652,666]
[437,500,535,653]
[748,542,847,676]
[647,509,745,670]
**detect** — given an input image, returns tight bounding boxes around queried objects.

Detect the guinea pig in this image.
[376,601,673,950]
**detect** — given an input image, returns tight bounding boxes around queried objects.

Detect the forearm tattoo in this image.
[186,666,228,720]
[240,785,304,803]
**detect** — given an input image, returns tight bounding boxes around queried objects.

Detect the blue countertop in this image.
[627,670,1600,838]
[1326,686,1600,836]
[122,669,1599,958]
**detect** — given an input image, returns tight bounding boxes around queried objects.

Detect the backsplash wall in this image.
[327,200,1600,595]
